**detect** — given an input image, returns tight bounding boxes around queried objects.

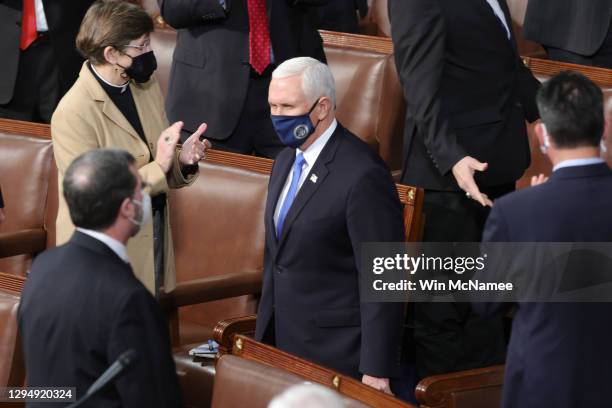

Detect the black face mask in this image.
[118,50,157,83]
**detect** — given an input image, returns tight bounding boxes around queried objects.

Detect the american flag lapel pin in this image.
[310,174,318,184]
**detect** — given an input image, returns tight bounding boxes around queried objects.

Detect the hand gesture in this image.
[530,173,549,187]
[452,156,493,207]
[156,121,183,173]
[179,123,211,166]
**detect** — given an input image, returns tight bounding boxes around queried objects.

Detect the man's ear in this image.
[534,122,546,147]
[118,197,133,220]
[317,96,332,120]
[603,118,610,143]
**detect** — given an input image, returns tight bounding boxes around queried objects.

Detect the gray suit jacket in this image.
[524,0,612,56]
[160,0,328,141]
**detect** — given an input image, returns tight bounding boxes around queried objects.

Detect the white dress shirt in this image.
[34,0,48,32]
[274,119,338,228]
[485,0,511,39]
[553,157,605,172]
[76,228,130,264]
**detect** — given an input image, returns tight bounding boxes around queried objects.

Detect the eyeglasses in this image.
[123,41,151,52]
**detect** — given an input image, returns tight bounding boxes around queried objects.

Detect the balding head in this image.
[63,149,137,230]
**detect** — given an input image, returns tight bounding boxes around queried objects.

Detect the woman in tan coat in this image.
[51,1,209,295]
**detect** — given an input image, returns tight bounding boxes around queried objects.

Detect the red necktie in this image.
[247,0,271,75]
[20,0,38,50]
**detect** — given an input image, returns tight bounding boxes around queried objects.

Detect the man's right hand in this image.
[155,121,183,173]
[0,208,4,225]
[452,156,492,207]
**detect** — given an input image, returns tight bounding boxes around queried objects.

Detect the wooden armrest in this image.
[0,228,47,258]
[158,271,262,310]
[213,315,257,355]
[416,365,505,408]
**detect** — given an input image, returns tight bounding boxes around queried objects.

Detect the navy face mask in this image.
[271,100,321,149]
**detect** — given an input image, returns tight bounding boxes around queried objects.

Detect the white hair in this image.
[268,384,345,408]
[272,57,336,107]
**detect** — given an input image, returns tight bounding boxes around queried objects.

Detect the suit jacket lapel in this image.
[497,0,520,54]
[476,0,516,55]
[131,83,158,155]
[276,128,343,252]
[80,63,144,143]
[266,152,293,250]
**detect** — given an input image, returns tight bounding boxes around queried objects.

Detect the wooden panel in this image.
[232,335,416,408]
[415,365,504,408]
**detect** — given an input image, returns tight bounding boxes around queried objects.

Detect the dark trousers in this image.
[545,20,612,68]
[209,71,284,159]
[0,37,61,123]
[407,183,514,380]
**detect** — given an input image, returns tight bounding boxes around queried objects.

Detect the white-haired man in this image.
[255,57,405,393]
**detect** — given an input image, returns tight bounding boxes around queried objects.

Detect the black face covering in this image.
[119,50,157,83]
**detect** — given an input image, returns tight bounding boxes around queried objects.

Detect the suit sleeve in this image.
[160,0,227,29]
[0,186,4,208]
[389,0,466,176]
[347,164,405,378]
[516,61,542,123]
[471,203,513,318]
[108,288,182,408]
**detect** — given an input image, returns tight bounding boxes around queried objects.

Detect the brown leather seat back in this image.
[169,160,269,344]
[416,365,504,408]
[212,355,368,408]
[0,292,22,388]
[322,31,405,171]
[0,131,53,276]
[151,28,177,98]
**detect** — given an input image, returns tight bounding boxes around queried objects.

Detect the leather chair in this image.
[0,272,26,402]
[415,365,504,408]
[212,354,371,408]
[150,28,177,97]
[0,119,56,276]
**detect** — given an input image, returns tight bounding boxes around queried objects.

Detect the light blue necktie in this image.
[276,153,306,238]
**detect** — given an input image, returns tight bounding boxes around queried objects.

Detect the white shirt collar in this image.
[553,157,605,172]
[297,119,338,169]
[76,228,130,263]
[90,63,129,93]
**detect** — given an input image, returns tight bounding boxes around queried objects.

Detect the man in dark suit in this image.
[0,0,93,123]
[388,0,541,379]
[524,0,612,68]
[475,71,612,408]
[160,0,328,158]
[255,57,405,393]
[19,149,182,407]
[309,0,368,34]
